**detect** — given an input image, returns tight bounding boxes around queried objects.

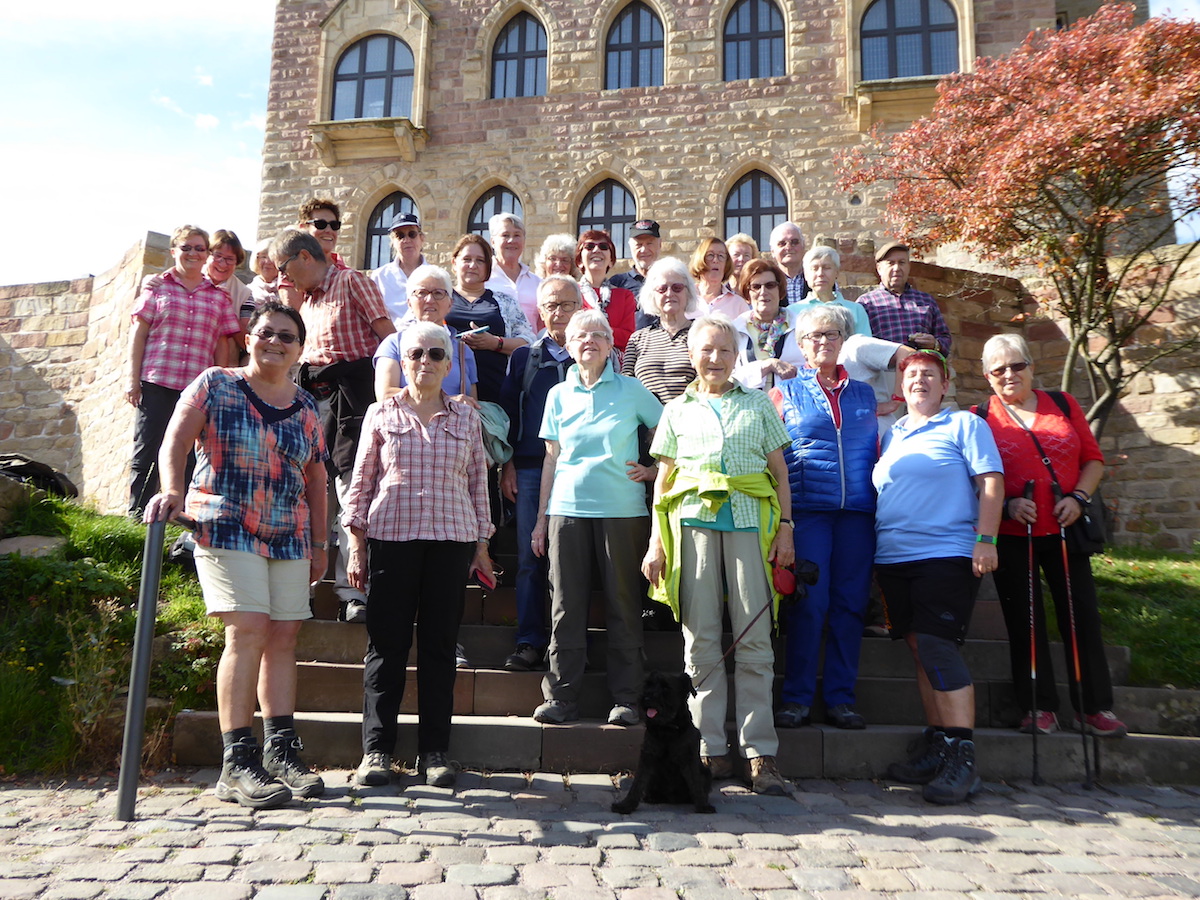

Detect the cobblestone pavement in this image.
[3,768,1200,900]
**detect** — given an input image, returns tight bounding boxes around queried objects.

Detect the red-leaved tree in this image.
[839,3,1200,438]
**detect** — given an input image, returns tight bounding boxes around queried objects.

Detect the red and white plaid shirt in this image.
[299,265,389,365]
[342,395,495,544]
[131,270,241,390]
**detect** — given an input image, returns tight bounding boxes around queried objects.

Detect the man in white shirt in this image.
[370,212,427,324]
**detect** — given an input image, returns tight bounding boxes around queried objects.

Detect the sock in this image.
[221,726,254,751]
[944,727,973,743]
[263,716,296,742]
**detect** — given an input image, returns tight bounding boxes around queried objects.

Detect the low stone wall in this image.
[2,235,1197,547]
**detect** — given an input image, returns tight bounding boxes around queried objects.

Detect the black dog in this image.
[612,671,714,814]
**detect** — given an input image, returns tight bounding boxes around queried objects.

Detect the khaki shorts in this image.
[194,545,312,621]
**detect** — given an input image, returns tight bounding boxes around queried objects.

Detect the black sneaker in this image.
[922,737,981,805]
[263,731,325,798]
[215,738,292,809]
[504,643,545,671]
[421,750,456,787]
[886,728,948,785]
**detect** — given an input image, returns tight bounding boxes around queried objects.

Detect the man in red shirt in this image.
[270,229,395,622]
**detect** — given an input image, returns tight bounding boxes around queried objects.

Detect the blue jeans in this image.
[782,510,875,707]
[514,465,549,649]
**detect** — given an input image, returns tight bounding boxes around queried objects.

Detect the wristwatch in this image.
[975,534,997,544]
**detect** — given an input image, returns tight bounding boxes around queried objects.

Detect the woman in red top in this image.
[575,229,637,352]
[975,334,1126,738]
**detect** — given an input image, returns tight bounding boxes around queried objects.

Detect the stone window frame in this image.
[603,0,668,91]
[330,33,416,121]
[843,0,973,131]
[574,176,641,255]
[491,10,549,99]
[473,0,563,102]
[722,0,788,82]
[363,191,420,271]
[859,0,958,81]
[467,187,526,242]
[310,1,434,166]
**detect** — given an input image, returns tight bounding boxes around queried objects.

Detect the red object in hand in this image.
[472,566,497,592]
[772,563,796,597]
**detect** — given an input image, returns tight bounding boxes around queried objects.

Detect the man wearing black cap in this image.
[609,219,662,329]
[370,212,427,324]
[857,241,951,356]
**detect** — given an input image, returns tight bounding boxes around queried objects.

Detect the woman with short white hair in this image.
[788,246,873,339]
[622,258,699,404]
[534,234,579,279]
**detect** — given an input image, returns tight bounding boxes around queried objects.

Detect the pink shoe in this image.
[1018,710,1059,735]
[1074,710,1128,738]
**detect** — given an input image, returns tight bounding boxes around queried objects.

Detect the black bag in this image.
[1065,489,1107,556]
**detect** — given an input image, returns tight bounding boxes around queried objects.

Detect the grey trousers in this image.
[542,515,648,707]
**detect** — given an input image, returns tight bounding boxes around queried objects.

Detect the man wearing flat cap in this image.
[857,241,951,356]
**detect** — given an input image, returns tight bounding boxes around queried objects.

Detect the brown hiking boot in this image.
[702,755,734,779]
[749,755,788,796]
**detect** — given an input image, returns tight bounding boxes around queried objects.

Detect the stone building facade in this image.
[256,0,1125,269]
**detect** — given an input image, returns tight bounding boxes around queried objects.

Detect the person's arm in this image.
[1057,458,1104,527]
[641,456,674,585]
[126,318,151,407]
[375,357,403,402]
[930,301,952,356]
[214,336,237,368]
[972,471,1004,577]
[303,458,328,584]
[766,447,795,567]
[370,317,396,340]
[500,460,518,502]
[530,440,559,558]
[142,403,206,523]
[346,525,369,593]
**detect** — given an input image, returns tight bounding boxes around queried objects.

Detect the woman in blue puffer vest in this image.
[769,305,879,730]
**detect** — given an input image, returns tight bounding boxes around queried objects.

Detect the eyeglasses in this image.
[704,252,728,263]
[404,346,448,362]
[988,361,1030,377]
[540,302,578,313]
[570,330,611,342]
[177,244,209,253]
[775,238,802,247]
[581,242,610,252]
[747,281,779,293]
[412,288,450,302]
[210,252,237,265]
[653,283,687,294]
[306,218,342,231]
[803,330,843,343]
[392,229,421,240]
[277,254,299,277]
[546,256,572,267]
[252,328,299,345]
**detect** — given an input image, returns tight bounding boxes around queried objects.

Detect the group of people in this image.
[132,201,1126,810]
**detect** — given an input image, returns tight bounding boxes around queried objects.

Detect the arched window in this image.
[492,12,548,99]
[332,35,415,120]
[724,0,786,81]
[724,171,788,250]
[860,0,958,81]
[605,2,665,90]
[577,180,638,253]
[364,191,418,270]
[468,188,524,241]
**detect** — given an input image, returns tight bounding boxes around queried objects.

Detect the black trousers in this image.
[361,539,473,756]
[129,381,193,517]
[993,534,1115,715]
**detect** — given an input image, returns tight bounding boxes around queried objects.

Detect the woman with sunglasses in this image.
[344,321,495,789]
[622,258,699,405]
[974,334,1125,738]
[575,230,637,352]
[144,299,328,808]
[446,234,534,403]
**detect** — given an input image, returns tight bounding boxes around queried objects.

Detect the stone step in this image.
[295,619,1132,686]
[172,710,1200,785]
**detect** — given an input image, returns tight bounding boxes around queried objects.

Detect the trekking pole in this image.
[1053,484,1093,789]
[1022,480,1042,786]
[116,519,167,821]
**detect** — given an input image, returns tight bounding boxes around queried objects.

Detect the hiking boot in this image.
[886,728,948,785]
[749,755,789,796]
[263,731,325,797]
[826,704,866,730]
[1072,710,1128,738]
[703,755,735,780]
[355,751,392,786]
[344,600,367,624]
[421,750,457,787]
[922,737,981,805]
[1018,710,1059,735]
[504,643,545,672]
[607,704,640,727]
[215,737,292,809]
[774,703,811,729]
[532,700,579,724]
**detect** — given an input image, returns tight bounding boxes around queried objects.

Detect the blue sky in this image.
[0,0,1196,286]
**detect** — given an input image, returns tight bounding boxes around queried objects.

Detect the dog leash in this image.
[691,598,775,693]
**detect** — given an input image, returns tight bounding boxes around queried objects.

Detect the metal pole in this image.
[116,520,166,822]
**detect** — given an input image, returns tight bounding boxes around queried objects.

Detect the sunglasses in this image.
[747,281,779,293]
[913,348,949,376]
[252,328,300,345]
[277,254,299,277]
[581,241,610,252]
[404,346,448,362]
[392,229,421,239]
[306,218,342,231]
[177,244,209,253]
[653,283,687,294]
[988,361,1030,378]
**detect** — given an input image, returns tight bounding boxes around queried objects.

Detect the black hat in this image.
[630,219,661,239]
[389,212,422,232]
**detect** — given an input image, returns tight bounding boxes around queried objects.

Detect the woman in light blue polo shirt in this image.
[530,309,663,727]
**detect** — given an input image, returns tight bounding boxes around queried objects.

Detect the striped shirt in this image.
[651,379,790,528]
[341,394,495,544]
[621,322,695,405]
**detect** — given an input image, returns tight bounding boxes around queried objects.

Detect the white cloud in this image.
[151,93,184,116]
[234,113,267,132]
[194,114,221,131]
[195,67,214,88]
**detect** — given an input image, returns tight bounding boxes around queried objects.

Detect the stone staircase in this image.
[173,574,1200,785]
